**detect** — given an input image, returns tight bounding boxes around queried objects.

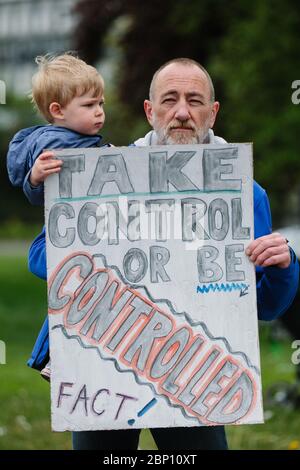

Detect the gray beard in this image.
[156,127,210,145]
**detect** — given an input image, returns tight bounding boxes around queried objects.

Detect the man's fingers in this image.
[249,239,286,261]
[254,245,289,265]
[261,253,291,268]
[253,246,282,264]
[246,233,286,257]
[246,232,290,268]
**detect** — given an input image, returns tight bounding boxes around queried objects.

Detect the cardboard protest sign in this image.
[44,144,263,431]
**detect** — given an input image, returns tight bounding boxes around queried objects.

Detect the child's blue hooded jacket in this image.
[7,125,102,205]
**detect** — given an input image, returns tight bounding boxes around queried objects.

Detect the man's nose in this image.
[174,102,190,121]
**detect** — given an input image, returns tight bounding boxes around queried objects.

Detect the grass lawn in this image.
[0,255,299,450]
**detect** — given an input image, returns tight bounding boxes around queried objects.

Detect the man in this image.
[28,58,299,449]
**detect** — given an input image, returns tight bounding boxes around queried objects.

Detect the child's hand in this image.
[30,151,63,187]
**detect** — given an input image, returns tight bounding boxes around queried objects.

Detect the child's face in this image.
[59,91,105,135]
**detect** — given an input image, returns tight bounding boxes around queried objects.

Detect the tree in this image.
[73,0,246,114]
[73,0,300,224]
[210,0,300,224]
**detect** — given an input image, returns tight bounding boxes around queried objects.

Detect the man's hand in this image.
[246,233,290,269]
[30,151,63,187]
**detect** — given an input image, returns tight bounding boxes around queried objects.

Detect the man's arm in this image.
[255,251,299,321]
[28,226,47,280]
[251,186,299,320]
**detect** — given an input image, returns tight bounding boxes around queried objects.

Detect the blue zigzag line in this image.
[52,324,201,425]
[197,283,250,294]
[92,253,259,375]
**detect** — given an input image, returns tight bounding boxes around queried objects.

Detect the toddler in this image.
[7,53,107,381]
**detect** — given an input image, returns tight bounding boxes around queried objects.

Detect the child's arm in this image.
[30,151,63,187]
[23,151,63,206]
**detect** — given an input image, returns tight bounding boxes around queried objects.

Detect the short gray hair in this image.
[149,58,215,102]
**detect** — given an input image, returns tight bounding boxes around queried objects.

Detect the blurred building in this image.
[0,0,77,95]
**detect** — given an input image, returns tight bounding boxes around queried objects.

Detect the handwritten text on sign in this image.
[44,144,263,431]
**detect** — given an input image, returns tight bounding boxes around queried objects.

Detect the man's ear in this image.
[209,101,220,128]
[49,102,64,121]
[144,100,154,126]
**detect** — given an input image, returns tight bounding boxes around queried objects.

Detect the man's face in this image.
[144,63,219,144]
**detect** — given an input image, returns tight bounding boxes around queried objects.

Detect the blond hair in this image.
[31,53,104,122]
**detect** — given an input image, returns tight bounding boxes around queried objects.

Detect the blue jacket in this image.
[27,180,299,370]
[7,125,102,206]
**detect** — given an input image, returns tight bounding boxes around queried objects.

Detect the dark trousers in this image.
[72,426,227,450]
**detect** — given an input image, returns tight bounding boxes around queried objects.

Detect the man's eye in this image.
[190,100,203,105]
[162,98,176,104]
